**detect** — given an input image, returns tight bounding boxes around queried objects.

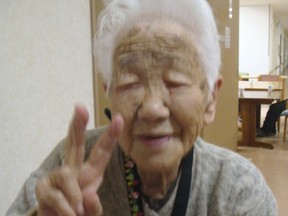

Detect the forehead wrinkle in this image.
[114,26,200,65]
[115,34,190,56]
[115,42,198,77]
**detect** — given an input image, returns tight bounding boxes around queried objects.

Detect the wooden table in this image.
[238,97,275,149]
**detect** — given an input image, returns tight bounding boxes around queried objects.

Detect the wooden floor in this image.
[238,105,288,216]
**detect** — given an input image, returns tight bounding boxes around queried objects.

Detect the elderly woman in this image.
[7,0,277,215]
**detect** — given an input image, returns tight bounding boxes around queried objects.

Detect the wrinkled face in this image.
[109,20,214,172]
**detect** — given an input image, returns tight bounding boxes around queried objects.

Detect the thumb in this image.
[82,186,103,216]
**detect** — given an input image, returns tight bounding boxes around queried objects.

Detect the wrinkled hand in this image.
[35,105,123,216]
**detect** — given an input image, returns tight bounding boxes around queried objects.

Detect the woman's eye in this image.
[116,82,141,91]
[165,81,188,89]
[164,71,192,89]
[115,71,141,92]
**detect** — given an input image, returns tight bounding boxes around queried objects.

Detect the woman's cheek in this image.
[118,129,133,154]
[171,100,205,151]
[110,91,143,154]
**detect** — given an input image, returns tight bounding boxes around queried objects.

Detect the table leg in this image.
[256,104,261,128]
[239,100,251,146]
[238,100,273,149]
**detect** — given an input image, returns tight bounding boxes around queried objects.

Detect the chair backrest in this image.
[257,74,286,100]
[238,72,249,81]
[258,74,280,81]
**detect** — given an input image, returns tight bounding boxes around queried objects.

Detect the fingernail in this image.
[111,114,123,137]
[77,203,84,215]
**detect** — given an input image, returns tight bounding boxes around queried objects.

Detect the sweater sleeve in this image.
[5,128,105,216]
[189,139,277,216]
[5,139,65,216]
[231,163,277,216]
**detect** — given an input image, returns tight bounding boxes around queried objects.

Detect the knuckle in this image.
[35,178,49,199]
[59,166,75,181]
[35,171,79,216]
[52,190,65,202]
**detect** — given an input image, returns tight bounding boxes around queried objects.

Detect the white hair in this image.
[94,0,221,91]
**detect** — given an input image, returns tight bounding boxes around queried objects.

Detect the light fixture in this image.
[229,0,233,19]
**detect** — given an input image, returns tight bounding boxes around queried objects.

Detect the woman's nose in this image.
[137,92,169,122]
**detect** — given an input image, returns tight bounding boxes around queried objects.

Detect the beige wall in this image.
[0,1,94,214]
[203,0,239,150]
[92,1,239,150]
[91,0,110,126]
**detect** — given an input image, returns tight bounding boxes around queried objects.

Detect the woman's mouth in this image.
[137,135,172,147]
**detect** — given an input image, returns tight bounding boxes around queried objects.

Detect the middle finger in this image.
[64,105,89,170]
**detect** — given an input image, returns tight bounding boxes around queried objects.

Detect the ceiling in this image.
[240,0,288,33]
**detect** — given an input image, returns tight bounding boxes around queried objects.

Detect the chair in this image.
[281,110,288,142]
[257,74,280,82]
[257,74,284,132]
[280,101,288,142]
[238,72,249,81]
[258,74,286,100]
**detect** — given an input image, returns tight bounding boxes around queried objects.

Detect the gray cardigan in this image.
[6,127,277,216]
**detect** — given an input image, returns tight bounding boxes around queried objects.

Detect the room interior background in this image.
[2,0,287,215]
[239,1,288,77]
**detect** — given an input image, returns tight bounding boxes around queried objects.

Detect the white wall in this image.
[285,35,288,67]
[0,0,94,214]
[269,7,275,73]
[239,5,270,76]
[272,21,286,73]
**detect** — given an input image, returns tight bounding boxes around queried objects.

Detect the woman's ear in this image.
[203,75,223,125]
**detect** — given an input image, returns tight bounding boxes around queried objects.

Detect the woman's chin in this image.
[135,154,180,174]
[128,140,185,173]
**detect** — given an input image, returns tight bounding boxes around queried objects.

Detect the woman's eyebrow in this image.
[117,53,139,66]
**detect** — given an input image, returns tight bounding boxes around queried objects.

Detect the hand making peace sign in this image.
[35,105,124,216]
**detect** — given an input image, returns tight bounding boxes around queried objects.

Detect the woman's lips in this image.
[137,135,172,147]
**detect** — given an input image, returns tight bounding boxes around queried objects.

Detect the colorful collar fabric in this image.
[124,149,194,216]
[124,155,144,216]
